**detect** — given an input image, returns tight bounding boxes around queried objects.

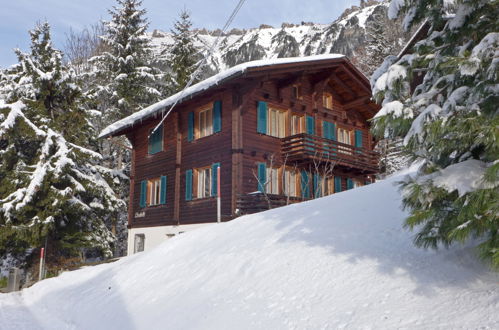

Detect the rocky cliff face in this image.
[150,1,408,78]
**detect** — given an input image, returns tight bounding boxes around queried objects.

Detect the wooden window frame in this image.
[283,167,300,197]
[265,166,281,195]
[337,127,353,145]
[196,107,213,139]
[267,107,288,138]
[292,84,303,100]
[194,166,212,199]
[290,114,304,136]
[323,92,333,110]
[147,177,162,206]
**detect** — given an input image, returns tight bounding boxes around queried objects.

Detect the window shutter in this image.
[211,163,220,196]
[213,100,222,133]
[301,171,310,198]
[330,123,336,141]
[334,176,342,193]
[257,163,266,192]
[188,112,194,142]
[139,180,147,208]
[257,101,268,134]
[347,178,354,190]
[306,115,315,135]
[322,121,329,139]
[185,169,193,201]
[148,124,163,154]
[355,130,363,148]
[313,173,321,198]
[160,176,167,204]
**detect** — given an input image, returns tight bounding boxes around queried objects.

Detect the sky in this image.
[0,0,360,68]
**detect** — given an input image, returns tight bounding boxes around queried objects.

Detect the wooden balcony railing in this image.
[237,193,304,215]
[281,133,379,172]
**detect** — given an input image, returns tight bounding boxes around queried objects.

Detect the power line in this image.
[150,0,246,137]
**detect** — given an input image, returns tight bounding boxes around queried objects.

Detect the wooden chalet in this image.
[99,54,381,254]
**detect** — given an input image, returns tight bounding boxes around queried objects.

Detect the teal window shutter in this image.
[213,100,222,133]
[188,112,194,142]
[139,180,147,208]
[322,121,329,139]
[355,130,363,148]
[313,173,321,198]
[185,169,193,201]
[148,124,163,154]
[347,178,354,190]
[257,163,266,192]
[322,121,335,141]
[211,162,220,196]
[257,101,268,134]
[301,171,310,198]
[160,176,167,204]
[306,115,315,135]
[334,176,342,193]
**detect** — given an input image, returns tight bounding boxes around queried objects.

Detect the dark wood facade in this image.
[108,57,381,229]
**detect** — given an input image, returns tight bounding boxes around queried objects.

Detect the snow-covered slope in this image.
[1,171,498,329]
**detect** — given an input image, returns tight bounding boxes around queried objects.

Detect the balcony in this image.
[281,133,379,173]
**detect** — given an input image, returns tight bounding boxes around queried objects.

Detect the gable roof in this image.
[99,54,368,139]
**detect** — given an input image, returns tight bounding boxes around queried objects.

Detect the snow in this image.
[388,0,405,20]
[424,159,495,197]
[0,100,46,137]
[373,64,407,96]
[99,54,345,139]
[374,100,412,119]
[1,171,498,329]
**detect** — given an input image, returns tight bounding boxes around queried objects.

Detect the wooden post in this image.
[38,247,44,281]
[174,112,182,224]
[217,166,221,223]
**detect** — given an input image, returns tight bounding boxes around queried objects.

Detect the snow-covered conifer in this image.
[0,22,125,265]
[372,0,498,266]
[89,0,163,124]
[168,9,200,92]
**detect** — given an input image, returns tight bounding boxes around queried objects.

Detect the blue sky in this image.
[0,0,360,67]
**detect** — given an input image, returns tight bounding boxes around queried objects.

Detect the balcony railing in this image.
[237,193,304,215]
[281,133,379,172]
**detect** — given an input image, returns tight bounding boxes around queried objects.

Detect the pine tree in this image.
[89,0,163,124]
[168,9,199,92]
[0,22,125,266]
[372,0,498,267]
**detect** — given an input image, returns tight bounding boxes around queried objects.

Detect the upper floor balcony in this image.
[281,133,379,173]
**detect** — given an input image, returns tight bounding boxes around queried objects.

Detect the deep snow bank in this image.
[1,173,498,329]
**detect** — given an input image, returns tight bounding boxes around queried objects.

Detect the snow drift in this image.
[1,172,498,329]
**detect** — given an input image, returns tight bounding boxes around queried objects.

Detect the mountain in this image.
[150,1,409,77]
[1,168,498,329]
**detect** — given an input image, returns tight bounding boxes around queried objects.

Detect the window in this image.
[139,176,167,208]
[148,178,161,206]
[196,166,212,199]
[291,115,304,135]
[267,108,287,138]
[323,92,333,109]
[293,84,302,100]
[266,167,280,195]
[198,108,213,138]
[185,163,220,200]
[134,234,145,253]
[337,127,352,145]
[354,180,363,188]
[148,124,163,154]
[284,168,299,197]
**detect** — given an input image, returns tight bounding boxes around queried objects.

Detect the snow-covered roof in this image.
[99,54,346,138]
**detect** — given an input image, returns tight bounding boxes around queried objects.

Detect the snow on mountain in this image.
[1,169,497,329]
[150,1,390,75]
